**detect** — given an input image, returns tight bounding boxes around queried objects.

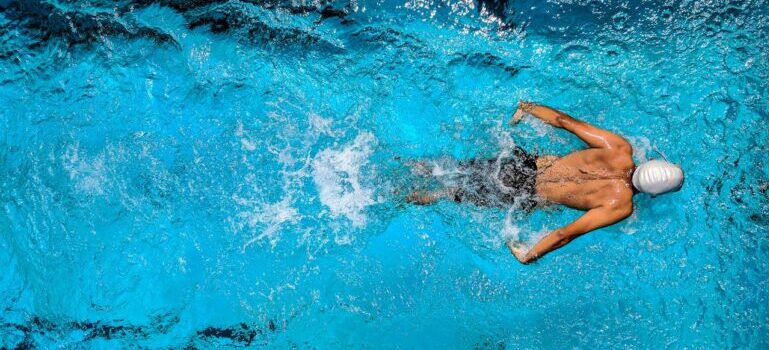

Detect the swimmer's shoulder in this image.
[592,146,634,170]
[603,181,634,213]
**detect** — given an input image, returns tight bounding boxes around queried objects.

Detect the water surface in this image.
[1,0,768,348]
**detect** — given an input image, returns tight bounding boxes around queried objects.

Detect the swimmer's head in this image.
[632,159,684,196]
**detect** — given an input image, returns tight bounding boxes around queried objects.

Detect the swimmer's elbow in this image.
[612,139,633,154]
[610,204,633,221]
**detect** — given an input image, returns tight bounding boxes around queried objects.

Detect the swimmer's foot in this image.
[407,188,459,205]
[406,191,439,205]
[408,161,432,176]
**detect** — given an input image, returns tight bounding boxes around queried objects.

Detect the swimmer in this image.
[407,101,684,264]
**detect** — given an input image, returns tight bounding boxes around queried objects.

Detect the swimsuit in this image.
[453,147,539,210]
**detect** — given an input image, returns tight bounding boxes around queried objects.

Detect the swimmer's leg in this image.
[406,187,459,205]
[407,160,433,176]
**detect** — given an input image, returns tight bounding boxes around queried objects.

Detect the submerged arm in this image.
[513,102,631,151]
[509,204,632,264]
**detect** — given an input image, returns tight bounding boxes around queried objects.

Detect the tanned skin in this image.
[408,102,636,264]
[506,102,635,264]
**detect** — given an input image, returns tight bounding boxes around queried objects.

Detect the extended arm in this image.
[512,102,631,151]
[508,204,632,264]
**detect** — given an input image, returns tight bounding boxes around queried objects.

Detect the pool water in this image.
[1,0,768,348]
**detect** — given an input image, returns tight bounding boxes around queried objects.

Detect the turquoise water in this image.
[1,0,768,348]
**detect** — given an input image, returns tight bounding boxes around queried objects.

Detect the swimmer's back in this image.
[535,148,634,210]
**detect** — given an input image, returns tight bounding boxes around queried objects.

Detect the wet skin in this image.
[406,103,637,264]
[507,103,635,264]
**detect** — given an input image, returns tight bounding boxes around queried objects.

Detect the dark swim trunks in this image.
[453,147,539,210]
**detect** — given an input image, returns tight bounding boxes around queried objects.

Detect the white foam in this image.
[312,132,379,227]
[308,112,336,136]
[522,115,551,137]
[627,135,653,162]
[235,120,257,151]
[61,143,107,196]
[429,161,463,177]
[493,119,517,154]
[238,195,299,250]
[501,207,522,242]
[619,209,639,235]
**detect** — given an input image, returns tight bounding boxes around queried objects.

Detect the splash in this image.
[626,135,653,162]
[235,120,258,152]
[236,195,299,250]
[500,207,521,242]
[61,143,108,196]
[312,132,379,227]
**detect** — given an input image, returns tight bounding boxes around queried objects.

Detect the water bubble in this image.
[612,11,629,30]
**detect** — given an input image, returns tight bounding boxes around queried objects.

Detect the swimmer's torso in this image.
[535,148,635,210]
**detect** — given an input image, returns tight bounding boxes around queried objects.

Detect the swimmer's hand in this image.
[506,240,533,264]
[509,101,535,126]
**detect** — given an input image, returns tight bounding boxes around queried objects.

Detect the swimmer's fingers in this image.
[509,107,527,126]
[506,239,529,262]
[505,239,522,252]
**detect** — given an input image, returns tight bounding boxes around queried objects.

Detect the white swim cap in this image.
[632,160,684,195]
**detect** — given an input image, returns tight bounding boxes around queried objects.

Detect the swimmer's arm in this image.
[517,102,631,151]
[511,204,633,264]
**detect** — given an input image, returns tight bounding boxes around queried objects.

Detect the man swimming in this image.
[407,102,684,264]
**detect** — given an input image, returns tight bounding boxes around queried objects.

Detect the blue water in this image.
[1,0,768,348]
